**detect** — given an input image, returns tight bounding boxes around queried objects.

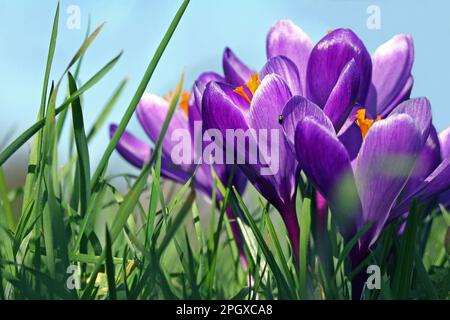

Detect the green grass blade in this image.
[90,0,190,189]
[109,73,184,242]
[0,168,15,230]
[63,22,106,76]
[334,222,372,276]
[0,52,122,167]
[87,78,128,141]
[105,227,117,300]
[233,187,295,299]
[299,196,311,299]
[68,72,91,215]
[38,1,59,121]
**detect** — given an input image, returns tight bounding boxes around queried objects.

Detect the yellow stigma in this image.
[233,73,261,103]
[164,90,190,117]
[355,109,381,139]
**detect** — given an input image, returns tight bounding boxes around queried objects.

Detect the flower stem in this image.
[281,206,300,264]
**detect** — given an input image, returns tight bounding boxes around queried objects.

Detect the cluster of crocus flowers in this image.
[110,73,248,267]
[111,19,450,298]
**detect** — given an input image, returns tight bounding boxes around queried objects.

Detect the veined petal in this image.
[389,97,432,144]
[266,19,313,94]
[295,118,360,238]
[401,126,441,200]
[379,76,414,118]
[440,126,450,159]
[190,73,225,157]
[281,95,334,152]
[366,34,414,116]
[202,80,285,210]
[249,73,298,203]
[260,56,303,95]
[338,121,363,160]
[202,81,250,135]
[323,59,360,131]
[223,47,255,86]
[307,29,372,107]
[355,114,422,247]
[136,92,189,159]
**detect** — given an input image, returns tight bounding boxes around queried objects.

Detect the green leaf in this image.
[0,167,15,230]
[68,72,91,216]
[392,202,421,298]
[86,79,128,141]
[233,187,295,299]
[299,197,311,298]
[334,222,372,276]
[64,22,106,75]
[105,227,117,300]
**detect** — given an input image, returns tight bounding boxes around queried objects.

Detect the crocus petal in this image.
[389,97,432,143]
[440,126,450,159]
[307,29,372,107]
[266,19,313,94]
[111,124,150,168]
[110,125,191,184]
[401,126,441,199]
[223,47,255,86]
[281,95,334,152]
[323,59,360,131]
[294,118,360,238]
[136,93,190,159]
[249,73,298,203]
[338,122,363,160]
[366,34,414,116]
[202,82,250,135]
[379,76,414,118]
[202,81,282,209]
[260,56,303,96]
[355,114,422,247]
[190,73,226,159]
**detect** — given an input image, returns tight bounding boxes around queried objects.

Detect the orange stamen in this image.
[179,91,190,116]
[233,86,251,103]
[164,90,190,117]
[233,74,261,103]
[355,109,381,139]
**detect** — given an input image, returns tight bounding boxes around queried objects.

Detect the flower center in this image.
[355,108,381,139]
[164,91,190,116]
[233,74,261,103]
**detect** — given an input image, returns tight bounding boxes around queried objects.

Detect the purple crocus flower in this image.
[110,73,248,267]
[202,41,360,260]
[285,96,433,298]
[202,65,302,260]
[266,20,415,161]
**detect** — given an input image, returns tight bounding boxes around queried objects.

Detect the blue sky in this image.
[1,0,449,174]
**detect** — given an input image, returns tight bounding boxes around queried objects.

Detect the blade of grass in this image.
[0,167,15,230]
[90,0,190,190]
[104,227,117,300]
[233,187,295,299]
[87,78,128,141]
[68,72,91,215]
[299,196,311,299]
[82,72,185,297]
[20,2,60,216]
[0,52,122,167]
